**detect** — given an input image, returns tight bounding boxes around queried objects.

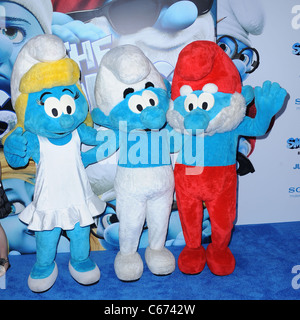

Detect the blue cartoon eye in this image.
[102,213,118,228]
[44,97,62,118]
[1,27,25,43]
[218,42,233,58]
[238,53,250,66]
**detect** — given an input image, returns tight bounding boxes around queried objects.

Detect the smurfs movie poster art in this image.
[1,1,298,257]
[0,0,217,255]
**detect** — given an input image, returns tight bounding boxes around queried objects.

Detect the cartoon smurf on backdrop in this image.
[217,0,265,176]
[87,0,216,81]
[0,0,55,257]
[0,0,220,254]
[0,0,105,143]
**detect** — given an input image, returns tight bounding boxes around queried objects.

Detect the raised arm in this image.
[237,81,287,137]
[4,127,40,167]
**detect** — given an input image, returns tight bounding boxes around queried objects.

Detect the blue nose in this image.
[156,1,198,31]
[184,109,210,133]
[140,107,166,130]
[59,114,75,130]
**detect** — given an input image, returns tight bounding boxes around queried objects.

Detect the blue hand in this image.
[4,128,40,167]
[4,127,29,168]
[52,12,107,44]
[254,81,287,118]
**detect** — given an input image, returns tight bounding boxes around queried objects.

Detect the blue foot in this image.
[68,258,100,285]
[28,261,58,292]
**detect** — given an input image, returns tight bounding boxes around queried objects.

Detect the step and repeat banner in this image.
[236,0,300,225]
[0,0,297,255]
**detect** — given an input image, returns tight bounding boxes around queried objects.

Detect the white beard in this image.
[205,92,246,136]
[166,92,247,136]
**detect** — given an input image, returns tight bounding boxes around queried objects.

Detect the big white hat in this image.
[7,0,53,34]
[217,0,265,47]
[10,33,80,131]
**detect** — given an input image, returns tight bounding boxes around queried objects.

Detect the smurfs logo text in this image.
[287,138,300,149]
[292,43,300,55]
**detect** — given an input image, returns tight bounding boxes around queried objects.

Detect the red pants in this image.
[174,163,237,275]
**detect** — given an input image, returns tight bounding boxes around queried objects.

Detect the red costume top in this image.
[51,0,104,13]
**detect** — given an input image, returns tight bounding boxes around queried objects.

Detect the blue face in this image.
[217,36,256,82]
[0,2,45,92]
[25,85,88,138]
[94,85,170,132]
[174,89,232,131]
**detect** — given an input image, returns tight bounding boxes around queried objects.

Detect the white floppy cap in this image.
[217,0,265,47]
[10,34,68,107]
[8,0,53,34]
[94,44,166,115]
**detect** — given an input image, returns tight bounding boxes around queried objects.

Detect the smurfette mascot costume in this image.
[4,34,106,292]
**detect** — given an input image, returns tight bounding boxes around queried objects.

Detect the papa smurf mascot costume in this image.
[85,44,175,281]
[167,41,287,276]
[3,34,106,292]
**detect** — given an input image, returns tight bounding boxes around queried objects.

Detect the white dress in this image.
[19,130,106,231]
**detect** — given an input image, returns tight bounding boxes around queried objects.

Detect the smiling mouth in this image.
[49,131,67,136]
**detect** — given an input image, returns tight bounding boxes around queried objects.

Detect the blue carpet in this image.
[1,221,300,300]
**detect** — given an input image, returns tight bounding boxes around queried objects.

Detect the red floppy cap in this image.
[171,40,242,100]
